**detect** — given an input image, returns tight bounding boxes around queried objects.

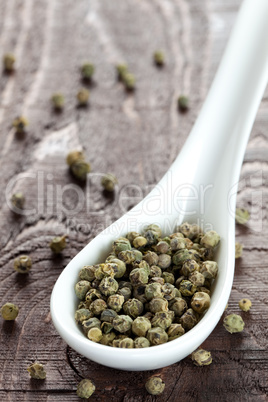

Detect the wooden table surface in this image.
[0,0,267,401]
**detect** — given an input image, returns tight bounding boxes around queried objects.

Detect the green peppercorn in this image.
[158,254,171,269]
[87,327,102,342]
[178,222,203,240]
[118,337,134,348]
[239,298,252,312]
[134,337,150,348]
[66,150,84,166]
[145,376,165,395]
[14,255,32,274]
[170,236,186,251]
[235,242,243,258]
[200,230,220,248]
[107,294,124,312]
[169,297,187,317]
[116,63,128,80]
[149,297,168,313]
[3,53,15,72]
[100,332,116,346]
[144,224,162,237]
[150,276,165,286]
[49,235,66,254]
[100,309,118,323]
[85,288,104,303]
[100,321,115,335]
[235,208,250,224]
[112,238,131,254]
[27,362,46,379]
[126,231,140,244]
[223,314,245,333]
[129,268,148,286]
[89,299,107,315]
[143,250,159,266]
[155,241,170,254]
[123,298,144,318]
[149,265,162,278]
[172,249,191,266]
[51,93,64,110]
[147,327,168,345]
[133,236,147,248]
[145,282,163,301]
[112,315,133,333]
[191,349,212,366]
[153,50,165,67]
[99,277,118,296]
[100,173,118,192]
[151,311,174,330]
[181,259,199,276]
[75,308,93,324]
[122,72,135,91]
[13,116,28,134]
[79,265,96,282]
[81,63,95,80]
[70,158,91,181]
[118,286,132,301]
[180,308,198,330]
[1,303,19,320]
[167,323,185,340]
[162,272,175,284]
[11,192,25,210]
[179,280,197,296]
[188,271,205,287]
[178,95,189,112]
[82,317,101,335]
[76,379,96,399]
[105,258,126,278]
[200,261,218,279]
[191,292,210,314]
[132,316,151,337]
[77,88,90,106]
[75,280,91,300]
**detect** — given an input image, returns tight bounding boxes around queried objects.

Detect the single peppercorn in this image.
[118,337,134,348]
[149,297,168,313]
[1,302,19,320]
[75,308,93,324]
[147,327,168,346]
[145,376,165,395]
[158,254,171,269]
[180,308,198,330]
[223,313,245,333]
[66,150,84,166]
[107,294,124,312]
[113,238,131,254]
[200,261,218,279]
[235,242,243,258]
[167,323,185,340]
[14,255,32,274]
[191,292,211,314]
[235,208,250,224]
[75,280,91,300]
[200,230,220,249]
[77,88,90,106]
[239,298,252,312]
[3,53,15,72]
[178,95,189,112]
[70,158,91,181]
[13,116,28,134]
[101,173,118,192]
[132,316,151,337]
[76,379,96,399]
[27,362,46,379]
[134,336,150,348]
[116,63,128,80]
[181,259,199,276]
[123,298,143,318]
[179,280,197,296]
[88,327,102,342]
[133,236,147,248]
[153,50,165,67]
[191,349,212,366]
[113,315,133,333]
[169,297,187,317]
[122,72,135,91]
[51,93,64,110]
[151,311,174,330]
[49,235,66,254]
[11,192,25,210]
[81,63,95,81]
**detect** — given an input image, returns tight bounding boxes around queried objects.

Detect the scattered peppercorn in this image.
[81,63,95,81]
[191,349,212,366]
[223,313,245,333]
[1,302,19,320]
[76,378,96,399]
[51,93,64,110]
[101,173,118,192]
[13,116,28,134]
[14,255,32,274]
[239,298,252,312]
[77,88,90,106]
[49,235,67,254]
[116,63,128,81]
[11,192,25,210]
[153,50,165,66]
[66,150,91,181]
[27,362,46,379]
[145,376,165,395]
[235,242,243,258]
[235,208,250,224]
[178,95,189,112]
[3,53,15,72]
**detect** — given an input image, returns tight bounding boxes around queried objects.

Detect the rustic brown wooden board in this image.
[0,0,267,400]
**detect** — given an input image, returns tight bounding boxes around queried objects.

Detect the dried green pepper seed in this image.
[88,327,102,342]
[157,254,171,269]
[82,317,101,334]
[107,294,124,312]
[167,323,185,340]
[180,308,198,330]
[143,250,159,266]
[145,282,163,301]
[49,235,66,253]
[113,238,131,254]
[134,336,150,348]
[172,249,191,266]
[149,297,168,313]
[235,242,243,259]
[191,349,212,366]
[155,241,170,254]
[76,379,95,399]
[77,88,90,106]
[118,337,134,348]
[162,271,175,284]
[144,224,162,237]
[133,236,147,248]
[101,173,118,192]
[51,93,64,109]
[75,281,91,300]
[1,303,19,320]
[178,95,189,111]
[66,150,84,166]
[153,51,165,66]
[14,255,32,274]
[75,308,93,324]
[181,259,199,276]
[191,292,210,314]
[129,268,149,286]
[200,230,220,248]
[11,192,25,210]
[132,317,151,337]
[79,265,96,282]
[169,297,187,317]
[113,315,133,333]
[151,311,174,330]
[81,63,95,80]
[116,63,128,80]
[3,53,15,72]
[239,298,252,312]
[145,376,165,395]
[123,298,143,318]
[100,309,118,323]
[200,261,218,279]
[188,271,205,287]
[70,158,91,181]
[235,208,250,224]
[223,313,245,333]
[13,116,28,133]
[27,362,46,379]
[122,72,135,91]
[126,231,140,244]
[179,280,197,296]
[147,327,168,345]
[89,299,107,315]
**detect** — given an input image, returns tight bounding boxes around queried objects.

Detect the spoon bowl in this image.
[51,0,268,371]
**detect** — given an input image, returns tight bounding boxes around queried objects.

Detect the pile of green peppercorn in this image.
[74,222,220,348]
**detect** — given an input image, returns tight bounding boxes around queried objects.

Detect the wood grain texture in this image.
[0,0,267,400]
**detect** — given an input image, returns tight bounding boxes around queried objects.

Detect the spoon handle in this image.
[170,0,268,192]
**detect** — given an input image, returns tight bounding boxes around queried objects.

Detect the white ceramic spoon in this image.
[51,0,268,371]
